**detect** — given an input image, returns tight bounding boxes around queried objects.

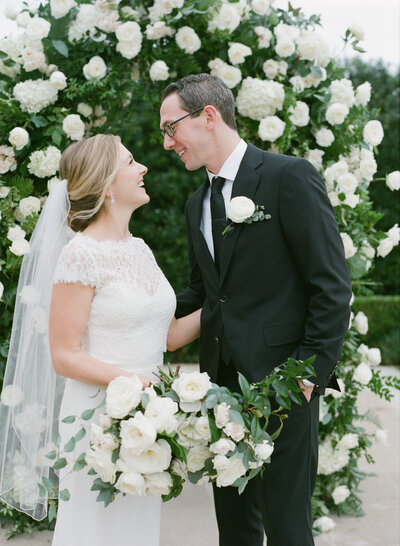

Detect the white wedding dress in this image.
[51,232,176,546]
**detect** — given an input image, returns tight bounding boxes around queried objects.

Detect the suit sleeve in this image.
[175,201,206,318]
[279,158,352,387]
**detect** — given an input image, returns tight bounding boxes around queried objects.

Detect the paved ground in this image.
[1,366,398,546]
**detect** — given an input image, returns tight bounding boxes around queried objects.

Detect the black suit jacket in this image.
[176,143,352,392]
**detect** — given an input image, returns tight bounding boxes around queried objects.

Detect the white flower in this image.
[209,3,241,34]
[353,311,368,334]
[251,0,271,15]
[144,472,173,496]
[329,79,354,108]
[305,149,324,171]
[353,361,372,384]
[1,385,24,407]
[106,375,143,418]
[274,23,299,42]
[387,224,400,246]
[326,103,349,126]
[366,347,381,367]
[28,146,61,178]
[227,196,256,223]
[186,444,212,472]
[99,413,112,429]
[7,225,26,242]
[48,176,62,192]
[324,160,349,189]
[172,371,212,412]
[85,445,116,482]
[176,414,201,448]
[50,71,67,90]
[228,42,252,65]
[288,101,309,127]
[50,0,77,19]
[258,116,285,142]
[254,26,272,49]
[0,186,10,198]
[332,485,350,504]
[62,114,85,141]
[290,76,305,93]
[9,127,29,151]
[90,423,105,445]
[144,396,178,434]
[338,173,358,195]
[68,4,98,42]
[355,82,371,107]
[263,59,279,79]
[213,454,246,487]
[255,440,274,461]
[236,77,285,120]
[360,240,374,270]
[359,153,377,182]
[210,437,236,455]
[4,2,19,19]
[149,60,169,82]
[19,197,40,219]
[275,39,295,58]
[386,171,400,191]
[119,438,172,474]
[315,128,334,148]
[83,56,107,80]
[120,412,157,454]
[143,384,157,400]
[0,282,3,300]
[115,471,145,495]
[340,232,357,259]
[377,237,394,258]
[296,30,330,67]
[194,416,211,442]
[349,23,365,40]
[13,79,58,114]
[77,103,93,118]
[344,194,360,209]
[16,11,32,28]
[363,120,384,147]
[375,429,388,444]
[145,22,175,40]
[25,17,51,41]
[224,421,246,442]
[313,516,335,533]
[21,47,46,72]
[10,239,30,256]
[175,27,201,55]
[171,457,187,479]
[338,433,359,450]
[208,59,242,89]
[214,403,231,429]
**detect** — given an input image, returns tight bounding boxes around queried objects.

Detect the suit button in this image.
[214,337,220,344]
[220,295,227,303]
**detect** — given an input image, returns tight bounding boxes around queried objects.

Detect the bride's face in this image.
[110,144,149,209]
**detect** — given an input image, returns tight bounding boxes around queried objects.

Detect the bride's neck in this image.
[83,208,132,241]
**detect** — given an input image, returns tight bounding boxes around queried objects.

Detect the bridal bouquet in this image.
[47,358,315,507]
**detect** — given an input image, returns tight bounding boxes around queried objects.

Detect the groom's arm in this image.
[279,158,352,388]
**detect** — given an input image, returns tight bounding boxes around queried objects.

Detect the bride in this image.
[0,134,201,545]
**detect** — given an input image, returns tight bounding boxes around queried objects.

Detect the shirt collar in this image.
[206,139,247,184]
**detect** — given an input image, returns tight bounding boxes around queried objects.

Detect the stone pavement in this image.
[1,366,398,546]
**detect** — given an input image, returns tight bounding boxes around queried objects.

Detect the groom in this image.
[160,74,352,546]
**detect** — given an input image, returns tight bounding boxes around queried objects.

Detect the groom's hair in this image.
[161,74,237,131]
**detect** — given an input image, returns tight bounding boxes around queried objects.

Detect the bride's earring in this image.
[110,193,115,204]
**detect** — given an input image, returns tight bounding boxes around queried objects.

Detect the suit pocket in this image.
[263,321,304,347]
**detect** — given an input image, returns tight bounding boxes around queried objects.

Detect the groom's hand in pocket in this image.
[298,380,314,403]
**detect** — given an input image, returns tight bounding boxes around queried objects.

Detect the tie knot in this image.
[211,176,226,194]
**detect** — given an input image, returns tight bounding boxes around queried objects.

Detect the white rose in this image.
[50,0,77,19]
[99,413,112,429]
[340,232,357,259]
[186,444,212,472]
[263,59,279,79]
[0,186,10,198]
[149,60,169,82]
[16,11,32,28]
[175,27,201,55]
[115,21,141,42]
[25,17,51,41]
[274,23,300,42]
[275,39,295,58]
[366,348,381,367]
[10,239,30,256]
[324,160,349,189]
[7,225,26,242]
[144,397,178,434]
[218,63,242,89]
[172,371,212,412]
[305,149,324,171]
[83,56,107,80]
[90,423,104,446]
[143,384,157,400]
[355,82,371,107]
[290,75,305,93]
[338,173,358,195]
[375,429,388,444]
[338,433,359,450]
[353,311,368,334]
[313,516,335,533]
[387,224,400,246]
[288,101,309,127]
[227,196,255,223]
[213,455,246,487]
[214,403,231,429]
[85,446,116,483]
[145,22,175,40]
[209,3,241,33]
[119,439,171,474]
[224,421,246,442]
[363,120,384,147]
[332,485,350,504]
[62,114,85,141]
[326,103,349,126]
[254,440,274,461]
[344,193,359,208]
[228,42,252,65]
[116,40,142,60]
[171,457,187,479]
[77,103,93,118]
[19,196,41,217]
[0,281,3,300]
[50,71,67,90]
[349,23,365,40]
[9,127,29,150]
[386,171,400,191]
[252,0,271,15]
[315,128,334,147]
[120,412,157,454]
[353,362,372,385]
[329,79,354,108]
[210,437,236,455]
[193,416,211,442]
[377,237,394,258]
[254,26,272,49]
[144,471,173,496]
[106,375,143,418]
[1,384,24,407]
[21,47,46,73]
[115,471,145,495]
[176,414,200,448]
[258,115,286,142]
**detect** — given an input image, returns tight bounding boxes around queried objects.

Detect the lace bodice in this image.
[53,232,176,373]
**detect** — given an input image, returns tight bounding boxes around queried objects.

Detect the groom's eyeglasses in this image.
[161,107,204,138]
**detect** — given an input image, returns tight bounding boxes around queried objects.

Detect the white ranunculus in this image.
[313,516,336,533]
[120,412,157,453]
[0,186,10,198]
[363,120,384,147]
[28,146,61,178]
[377,237,394,258]
[19,196,41,217]
[387,224,400,246]
[213,454,246,487]
[254,26,272,49]
[13,79,58,114]
[340,232,357,259]
[275,39,295,58]
[305,149,324,171]
[355,82,371,107]
[149,60,169,82]
[349,23,365,40]
[145,22,175,40]
[288,101,309,127]
[85,446,116,483]
[338,173,358,195]
[9,127,29,150]
[255,440,274,461]
[175,26,201,55]
[227,195,255,225]
[50,0,77,19]
[115,471,145,495]
[228,42,252,65]
[172,371,212,412]
[315,128,334,148]
[214,403,231,429]
[106,375,143,418]
[353,362,372,385]
[7,225,26,242]
[236,77,285,120]
[329,79,354,108]
[258,115,286,142]
[366,347,381,367]
[119,439,171,474]
[332,485,350,504]
[375,429,388,444]
[353,311,368,334]
[83,56,107,80]
[144,471,173,496]
[326,103,349,126]
[63,114,85,141]
[77,103,93,118]
[10,239,30,256]
[144,396,178,434]
[25,17,51,41]
[186,444,212,472]
[1,384,24,407]
[224,421,246,442]
[50,71,67,90]
[210,437,236,455]
[386,171,400,191]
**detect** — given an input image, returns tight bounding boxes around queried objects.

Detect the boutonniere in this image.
[222,196,271,236]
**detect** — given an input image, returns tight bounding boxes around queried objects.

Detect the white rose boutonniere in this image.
[223,196,271,236]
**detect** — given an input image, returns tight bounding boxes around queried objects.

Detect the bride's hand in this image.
[138,375,153,388]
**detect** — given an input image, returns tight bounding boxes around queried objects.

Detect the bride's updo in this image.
[59,134,121,232]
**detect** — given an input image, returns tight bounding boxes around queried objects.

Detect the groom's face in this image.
[160,93,208,171]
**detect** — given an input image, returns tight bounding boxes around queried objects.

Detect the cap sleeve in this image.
[53,238,98,287]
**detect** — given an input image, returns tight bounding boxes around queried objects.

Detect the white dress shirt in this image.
[201,139,247,260]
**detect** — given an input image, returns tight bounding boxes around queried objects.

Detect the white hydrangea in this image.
[208,59,242,89]
[9,127,29,150]
[386,171,400,191]
[83,56,107,80]
[326,103,349,126]
[63,114,85,141]
[296,29,330,67]
[50,70,67,90]
[228,42,252,65]
[363,120,384,147]
[318,437,350,475]
[50,0,77,19]
[175,27,201,55]
[13,79,58,114]
[145,22,175,40]
[324,160,349,190]
[236,77,285,121]
[305,149,324,171]
[149,60,169,82]
[254,26,272,49]
[355,82,371,107]
[0,145,17,174]
[19,196,41,217]
[315,128,334,147]
[28,146,61,178]
[329,79,355,108]
[288,101,309,127]
[208,2,241,33]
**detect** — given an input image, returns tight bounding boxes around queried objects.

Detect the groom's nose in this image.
[163,133,175,151]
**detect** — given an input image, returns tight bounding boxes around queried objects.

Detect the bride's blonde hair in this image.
[59,134,121,232]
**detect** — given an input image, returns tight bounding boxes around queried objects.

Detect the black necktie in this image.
[210,176,226,270]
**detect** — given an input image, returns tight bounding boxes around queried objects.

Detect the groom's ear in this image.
[203,105,218,130]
